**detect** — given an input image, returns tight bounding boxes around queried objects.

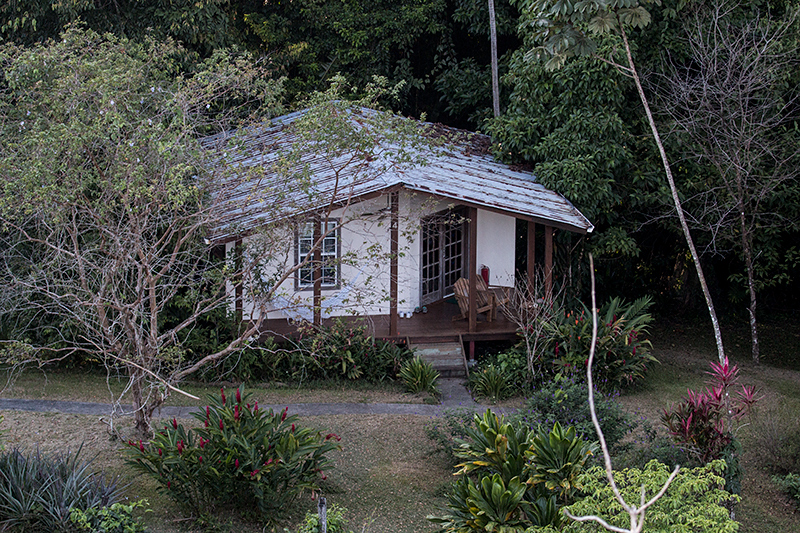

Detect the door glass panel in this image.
[421,209,465,305]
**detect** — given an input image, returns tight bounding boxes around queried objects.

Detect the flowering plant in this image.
[126,387,341,520]
[543,296,656,390]
[661,357,760,493]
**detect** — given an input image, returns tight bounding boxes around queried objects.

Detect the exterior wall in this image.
[476,210,516,287]
[230,191,519,321]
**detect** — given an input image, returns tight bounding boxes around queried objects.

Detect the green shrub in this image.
[469,363,513,402]
[294,321,412,382]
[0,446,122,532]
[197,338,280,382]
[543,296,656,390]
[69,500,148,533]
[514,378,637,453]
[526,422,597,504]
[561,460,739,533]
[455,410,533,484]
[495,347,532,395]
[296,502,352,533]
[127,387,341,521]
[773,473,800,506]
[429,410,595,532]
[398,355,440,395]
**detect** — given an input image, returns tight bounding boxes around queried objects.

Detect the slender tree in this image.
[514,0,727,363]
[489,0,501,117]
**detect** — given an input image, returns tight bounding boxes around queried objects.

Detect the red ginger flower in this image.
[220,388,226,405]
[281,407,288,421]
[172,418,178,430]
[236,388,241,404]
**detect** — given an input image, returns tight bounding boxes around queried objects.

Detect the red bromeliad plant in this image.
[661,357,759,464]
[126,387,341,521]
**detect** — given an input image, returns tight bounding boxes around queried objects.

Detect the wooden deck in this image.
[257,299,519,344]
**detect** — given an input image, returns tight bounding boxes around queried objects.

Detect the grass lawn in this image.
[1,316,799,532]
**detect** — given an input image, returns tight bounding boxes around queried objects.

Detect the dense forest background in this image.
[2,0,798,329]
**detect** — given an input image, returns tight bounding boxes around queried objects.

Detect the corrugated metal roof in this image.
[203,107,594,241]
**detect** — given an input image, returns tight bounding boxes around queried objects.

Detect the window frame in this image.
[295,219,340,291]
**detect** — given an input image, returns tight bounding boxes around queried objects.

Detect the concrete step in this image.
[408,341,466,378]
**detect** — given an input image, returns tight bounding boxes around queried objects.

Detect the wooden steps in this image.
[408,340,467,378]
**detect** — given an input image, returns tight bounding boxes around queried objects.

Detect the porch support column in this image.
[544,225,554,300]
[468,206,478,333]
[526,221,536,288]
[234,239,243,331]
[313,217,322,325]
[389,192,399,337]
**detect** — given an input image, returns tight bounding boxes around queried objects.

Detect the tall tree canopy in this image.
[0,26,282,434]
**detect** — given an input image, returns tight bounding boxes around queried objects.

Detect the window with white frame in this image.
[297,220,339,289]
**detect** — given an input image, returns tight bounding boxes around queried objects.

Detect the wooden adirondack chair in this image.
[452,277,497,322]
[476,276,510,321]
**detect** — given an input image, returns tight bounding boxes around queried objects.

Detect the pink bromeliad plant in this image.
[662,357,760,465]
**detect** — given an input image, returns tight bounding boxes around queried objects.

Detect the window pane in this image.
[300,222,314,238]
[323,236,336,255]
[322,266,337,286]
[299,267,313,285]
[299,237,312,256]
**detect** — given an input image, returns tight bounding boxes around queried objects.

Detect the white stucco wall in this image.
[476,210,516,287]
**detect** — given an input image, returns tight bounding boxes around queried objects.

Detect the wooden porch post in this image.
[527,221,536,287]
[234,239,243,330]
[389,192,399,337]
[544,225,554,300]
[468,207,478,333]
[313,217,322,325]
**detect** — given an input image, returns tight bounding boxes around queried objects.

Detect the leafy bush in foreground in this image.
[559,460,738,533]
[70,500,148,533]
[0,446,123,532]
[127,387,341,521]
[429,410,596,532]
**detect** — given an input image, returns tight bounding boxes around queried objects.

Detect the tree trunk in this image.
[739,200,760,363]
[488,0,500,118]
[129,367,152,437]
[618,24,726,364]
